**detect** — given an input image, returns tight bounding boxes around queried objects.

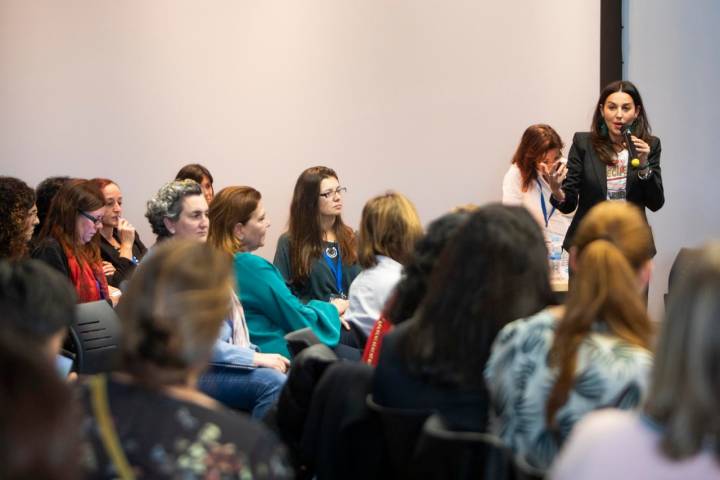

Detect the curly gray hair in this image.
[146,180,202,238]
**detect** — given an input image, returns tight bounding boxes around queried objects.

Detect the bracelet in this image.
[638,168,652,181]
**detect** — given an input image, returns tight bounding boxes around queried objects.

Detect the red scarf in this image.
[64,246,109,303]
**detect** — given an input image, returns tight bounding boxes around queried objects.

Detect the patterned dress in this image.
[484,309,653,471]
[80,376,292,479]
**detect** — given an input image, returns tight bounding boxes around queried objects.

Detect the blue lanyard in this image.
[322,246,344,295]
[536,178,556,228]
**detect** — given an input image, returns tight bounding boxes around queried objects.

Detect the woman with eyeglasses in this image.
[32,179,118,304]
[274,166,360,305]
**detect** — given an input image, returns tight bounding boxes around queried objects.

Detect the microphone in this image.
[622,125,643,168]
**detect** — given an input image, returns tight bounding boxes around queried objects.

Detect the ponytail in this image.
[546,236,653,426]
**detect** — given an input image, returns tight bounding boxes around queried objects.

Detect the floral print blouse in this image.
[484,309,653,471]
[79,376,292,479]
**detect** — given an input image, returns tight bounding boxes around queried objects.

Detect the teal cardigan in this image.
[234,252,341,357]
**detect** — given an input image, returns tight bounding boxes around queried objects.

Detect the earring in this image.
[598,119,608,136]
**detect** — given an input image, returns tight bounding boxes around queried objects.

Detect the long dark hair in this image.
[38,179,105,265]
[384,211,470,325]
[591,80,652,165]
[0,176,36,260]
[287,166,357,282]
[645,242,720,462]
[400,204,552,388]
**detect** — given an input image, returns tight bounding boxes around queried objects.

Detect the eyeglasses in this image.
[78,210,103,225]
[319,187,347,199]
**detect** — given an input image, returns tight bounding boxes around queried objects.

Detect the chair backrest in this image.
[69,300,122,374]
[413,414,544,480]
[365,394,432,479]
[284,327,322,358]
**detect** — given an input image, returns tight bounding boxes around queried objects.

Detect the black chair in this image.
[412,414,544,480]
[68,300,122,374]
[365,394,433,480]
[284,327,322,358]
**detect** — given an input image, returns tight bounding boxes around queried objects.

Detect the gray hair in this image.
[145,180,202,238]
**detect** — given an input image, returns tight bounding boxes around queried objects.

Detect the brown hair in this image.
[645,242,720,462]
[118,240,232,387]
[358,191,423,268]
[287,166,357,281]
[0,176,36,260]
[546,202,654,425]
[175,163,214,185]
[511,124,564,192]
[208,186,262,255]
[590,80,652,166]
[38,179,105,265]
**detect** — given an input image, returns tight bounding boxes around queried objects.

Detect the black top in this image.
[79,376,293,479]
[373,322,489,432]
[31,238,71,277]
[99,231,147,288]
[550,132,664,254]
[273,233,361,302]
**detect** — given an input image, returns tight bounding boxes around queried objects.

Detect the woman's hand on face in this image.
[541,161,567,201]
[102,261,116,277]
[254,352,290,373]
[117,218,136,246]
[631,135,650,163]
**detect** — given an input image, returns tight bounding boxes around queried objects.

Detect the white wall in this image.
[624,0,720,320]
[0,1,599,261]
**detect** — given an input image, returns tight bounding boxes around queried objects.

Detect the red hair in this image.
[511,124,564,192]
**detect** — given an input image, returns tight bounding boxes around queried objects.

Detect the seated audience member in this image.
[0,176,39,260]
[145,179,209,244]
[0,259,77,376]
[79,240,292,479]
[344,191,423,340]
[485,201,655,471]
[93,178,147,288]
[214,186,346,358]
[175,163,215,205]
[147,181,286,418]
[273,166,360,303]
[31,175,71,248]
[373,204,553,432]
[0,333,82,480]
[32,179,117,305]
[362,210,470,365]
[199,186,291,418]
[550,242,720,480]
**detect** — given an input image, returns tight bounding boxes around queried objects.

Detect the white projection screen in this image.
[0,2,601,288]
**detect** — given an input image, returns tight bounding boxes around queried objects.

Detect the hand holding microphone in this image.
[622,125,652,179]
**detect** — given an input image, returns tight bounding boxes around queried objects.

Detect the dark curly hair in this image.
[0,177,36,260]
[400,204,553,389]
[384,211,470,325]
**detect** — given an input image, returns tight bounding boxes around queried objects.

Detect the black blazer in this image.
[550,132,664,255]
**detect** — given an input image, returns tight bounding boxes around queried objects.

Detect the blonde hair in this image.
[207,186,261,255]
[546,201,654,425]
[118,240,232,387]
[358,191,423,268]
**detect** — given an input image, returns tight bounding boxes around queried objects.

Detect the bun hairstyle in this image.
[118,240,232,387]
[546,201,654,425]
